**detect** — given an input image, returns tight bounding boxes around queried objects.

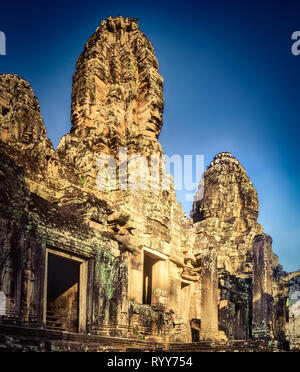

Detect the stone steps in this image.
[169,339,285,352]
[0,323,288,352]
[46,310,67,331]
[0,323,166,352]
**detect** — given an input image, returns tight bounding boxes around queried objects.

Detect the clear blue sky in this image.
[1,0,300,272]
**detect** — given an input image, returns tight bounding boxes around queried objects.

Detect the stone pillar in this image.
[252,234,273,339]
[152,260,169,308]
[199,248,227,341]
[286,274,300,349]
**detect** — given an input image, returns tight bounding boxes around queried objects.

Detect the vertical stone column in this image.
[286,274,300,349]
[199,248,227,341]
[252,234,274,339]
[152,260,169,308]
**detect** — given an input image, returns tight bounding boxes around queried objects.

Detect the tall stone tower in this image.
[192,152,263,276]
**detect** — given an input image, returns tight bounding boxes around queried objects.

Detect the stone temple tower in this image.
[0,17,299,351]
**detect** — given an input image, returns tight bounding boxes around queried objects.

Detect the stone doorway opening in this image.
[44,248,88,333]
[47,253,79,332]
[142,248,169,307]
[234,304,245,340]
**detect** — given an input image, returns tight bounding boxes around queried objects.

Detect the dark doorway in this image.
[234,304,245,340]
[46,253,80,332]
[191,319,201,342]
[143,253,156,305]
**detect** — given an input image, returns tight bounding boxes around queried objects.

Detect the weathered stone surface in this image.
[0,16,299,351]
[70,16,163,147]
[191,151,299,345]
[192,152,263,276]
[252,234,274,339]
[0,74,48,146]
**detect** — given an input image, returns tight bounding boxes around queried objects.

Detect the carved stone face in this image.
[21,131,33,144]
[71,16,164,146]
[0,74,47,147]
[144,116,162,138]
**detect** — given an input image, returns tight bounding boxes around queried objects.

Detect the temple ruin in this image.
[0,16,299,352]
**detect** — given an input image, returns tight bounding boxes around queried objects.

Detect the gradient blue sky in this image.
[1,0,299,271]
